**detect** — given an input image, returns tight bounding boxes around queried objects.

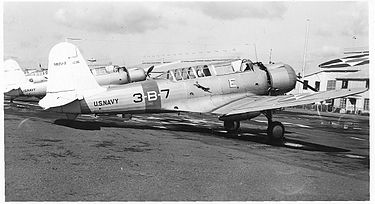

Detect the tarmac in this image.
[4,100,369,201]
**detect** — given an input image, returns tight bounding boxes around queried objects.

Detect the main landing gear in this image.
[263,110,285,144]
[223,110,285,144]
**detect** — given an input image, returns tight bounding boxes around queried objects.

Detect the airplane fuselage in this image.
[21,82,47,97]
[5,82,47,98]
[59,68,270,115]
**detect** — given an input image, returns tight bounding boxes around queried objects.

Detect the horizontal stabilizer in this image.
[39,91,78,109]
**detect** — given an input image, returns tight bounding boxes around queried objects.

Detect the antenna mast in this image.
[302,19,310,81]
[300,19,310,93]
[269,49,272,64]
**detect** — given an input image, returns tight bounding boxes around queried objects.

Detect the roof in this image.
[335,68,369,80]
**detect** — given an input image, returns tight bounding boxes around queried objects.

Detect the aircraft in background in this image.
[3,59,153,101]
[89,64,149,86]
[24,65,48,83]
[38,42,367,143]
[4,59,47,101]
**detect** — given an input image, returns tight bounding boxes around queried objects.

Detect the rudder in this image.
[46,42,103,95]
[4,59,28,93]
[40,42,104,109]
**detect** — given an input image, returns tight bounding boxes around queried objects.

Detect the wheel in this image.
[224,120,240,132]
[267,121,285,142]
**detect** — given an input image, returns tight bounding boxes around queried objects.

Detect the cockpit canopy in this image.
[156,59,255,81]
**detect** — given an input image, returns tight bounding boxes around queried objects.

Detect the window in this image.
[339,98,346,109]
[187,67,197,79]
[214,63,233,75]
[364,98,369,111]
[181,68,189,80]
[196,66,211,77]
[342,80,348,89]
[327,80,336,91]
[95,67,107,75]
[303,80,309,90]
[174,69,183,80]
[366,80,369,88]
[243,62,254,72]
[196,67,204,77]
[168,70,175,81]
[315,81,320,91]
[202,65,211,76]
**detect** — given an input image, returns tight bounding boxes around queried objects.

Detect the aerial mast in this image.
[301,19,310,93]
[269,49,272,64]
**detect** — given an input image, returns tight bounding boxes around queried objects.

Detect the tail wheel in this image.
[267,121,285,141]
[224,120,240,132]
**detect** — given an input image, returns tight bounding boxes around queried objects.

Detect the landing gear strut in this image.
[264,110,285,143]
[224,120,240,132]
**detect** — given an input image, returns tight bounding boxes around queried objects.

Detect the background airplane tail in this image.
[3,59,28,93]
[39,42,104,109]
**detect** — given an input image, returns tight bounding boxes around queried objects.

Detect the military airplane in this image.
[24,64,49,83]
[39,42,367,142]
[4,59,47,101]
[3,59,151,101]
[90,64,148,86]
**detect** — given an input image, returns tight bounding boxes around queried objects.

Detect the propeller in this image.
[146,65,154,78]
[296,79,318,92]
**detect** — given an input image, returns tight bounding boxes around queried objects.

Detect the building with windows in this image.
[296,52,369,114]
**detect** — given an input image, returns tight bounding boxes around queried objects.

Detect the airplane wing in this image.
[211,88,368,116]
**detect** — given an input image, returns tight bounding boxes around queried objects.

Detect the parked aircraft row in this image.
[3,59,152,101]
[11,42,364,143]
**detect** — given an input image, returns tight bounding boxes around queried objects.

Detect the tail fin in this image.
[39,42,104,109]
[4,59,28,93]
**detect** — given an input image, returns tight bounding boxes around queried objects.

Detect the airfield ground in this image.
[4,100,369,201]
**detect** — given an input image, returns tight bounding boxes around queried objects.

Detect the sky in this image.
[3,1,370,75]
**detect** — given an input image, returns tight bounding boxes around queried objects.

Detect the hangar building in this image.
[298,51,369,115]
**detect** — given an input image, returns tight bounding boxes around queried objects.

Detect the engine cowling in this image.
[93,67,147,86]
[266,63,296,94]
[126,67,146,83]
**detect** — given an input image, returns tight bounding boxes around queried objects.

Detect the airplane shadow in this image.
[53,119,350,153]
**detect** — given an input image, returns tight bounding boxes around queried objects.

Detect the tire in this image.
[224,120,240,132]
[267,121,285,141]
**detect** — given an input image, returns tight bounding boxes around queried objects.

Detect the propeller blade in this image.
[297,79,318,92]
[146,65,154,77]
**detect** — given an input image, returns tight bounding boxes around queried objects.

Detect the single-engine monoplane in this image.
[39,42,367,142]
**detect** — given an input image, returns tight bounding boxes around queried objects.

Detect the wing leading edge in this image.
[214,88,368,116]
